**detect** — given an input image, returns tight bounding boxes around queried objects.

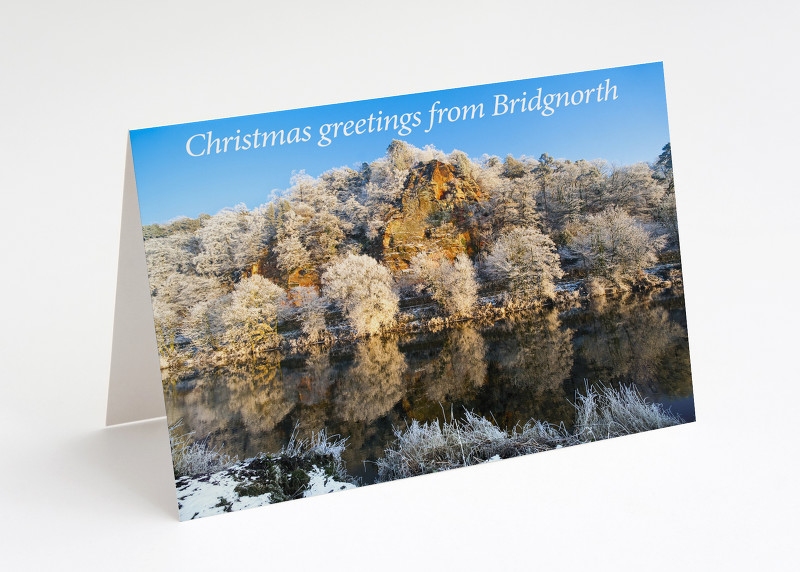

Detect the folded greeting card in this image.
[109,62,694,520]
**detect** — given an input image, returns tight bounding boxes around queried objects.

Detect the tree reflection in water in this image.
[423,326,488,403]
[165,357,293,458]
[291,346,335,406]
[480,308,576,428]
[579,294,690,396]
[165,293,693,483]
[333,336,408,423]
[496,308,574,394]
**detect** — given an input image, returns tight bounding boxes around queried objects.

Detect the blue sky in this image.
[131,62,670,225]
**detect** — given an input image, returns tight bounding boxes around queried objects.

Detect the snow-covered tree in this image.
[274,210,311,276]
[485,226,564,301]
[502,154,527,179]
[653,143,674,193]
[144,233,195,291]
[409,252,478,317]
[571,206,667,283]
[184,295,229,351]
[604,163,664,217]
[290,286,327,343]
[489,174,540,234]
[152,296,181,354]
[363,159,406,239]
[304,211,346,264]
[654,191,679,242]
[321,254,398,336]
[319,167,362,206]
[447,149,478,179]
[387,139,414,171]
[533,153,558,218]
[221,275,286,353]
[150,273,225,354]
[193,205,267,280]
[474,154,504,195]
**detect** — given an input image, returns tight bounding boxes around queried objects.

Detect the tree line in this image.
[144,141,677,358]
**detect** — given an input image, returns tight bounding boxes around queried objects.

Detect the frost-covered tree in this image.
[571,206,667,283]
[485,226,564,301]
[448,149,478,179]
[654,143,674,193]
[341,195,369,236]
[474,154,504,195]
[152,296,181,354]
[654,191,679,242]
[534,153,558,217]
[489,173,540,234]
[604,163,664,217]
[221,275,286,353]
[193,205,267,281]
[547,160,594,229]
[290,286,328,343]
[304,211,346,264]
[287,172,320,207]
[321,254,398,336]
[387,139,414,171]
[502,154,527,179]
[409,253,478,317]
[144,233,196,290]
[184,295,228,351]
[274,210,311,276]
[363,159,407,239]
[273,173,354,276]
[319,167,363,206]
[150,273,225,354]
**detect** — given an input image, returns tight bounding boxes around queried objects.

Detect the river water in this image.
[164,290,694,483]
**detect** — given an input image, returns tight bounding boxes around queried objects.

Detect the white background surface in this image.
[1,1,798,570]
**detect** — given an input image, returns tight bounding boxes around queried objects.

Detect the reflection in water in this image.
[165,358,294,458]
[333,336,408,423]
[579,295,692,397]
[165,292,693,483]
[292,346,335,406]
[497,308,574,393]
[423,327,487,403]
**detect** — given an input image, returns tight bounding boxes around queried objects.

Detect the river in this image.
[164,289,694,483]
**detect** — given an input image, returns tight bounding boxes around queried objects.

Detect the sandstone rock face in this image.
[381,160,484,272]
[287,267,319,288]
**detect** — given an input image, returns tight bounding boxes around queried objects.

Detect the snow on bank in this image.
[176,464,272,520]
[303,467,357,498]
[176,461,356,520]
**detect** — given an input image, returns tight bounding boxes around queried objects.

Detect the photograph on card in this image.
[130,62,694,520]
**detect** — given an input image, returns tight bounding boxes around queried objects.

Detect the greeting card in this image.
[109,62,694,520]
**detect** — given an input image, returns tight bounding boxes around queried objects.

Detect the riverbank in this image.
[172,383,685,519]
[172,427,356,520]
[162,264,683,373]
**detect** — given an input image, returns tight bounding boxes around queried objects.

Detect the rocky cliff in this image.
[381,160,484,272]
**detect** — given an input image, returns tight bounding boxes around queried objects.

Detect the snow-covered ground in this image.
[176,462,356,520]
